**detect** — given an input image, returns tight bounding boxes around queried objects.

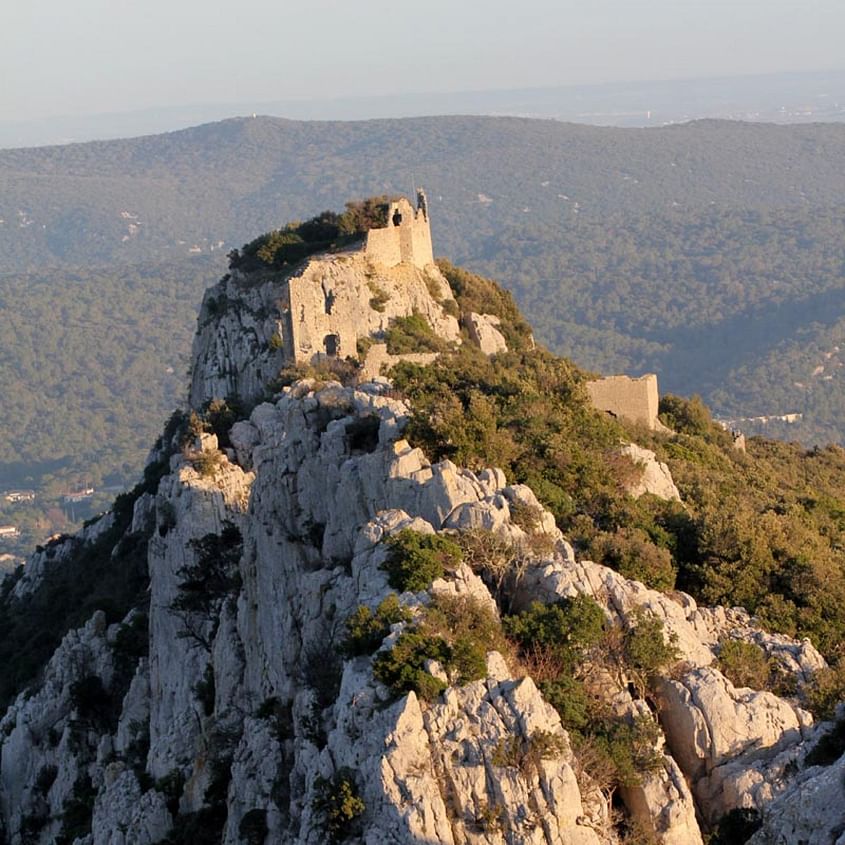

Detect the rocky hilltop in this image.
[1,198,844,845]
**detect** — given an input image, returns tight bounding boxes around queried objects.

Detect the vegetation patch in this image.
[804,717,845,767]
[717,639,772,690]
[805,662,845,720]
[380,529,462,592]
[312,769,366,843]
[367,280,390,312]
[436,260,532,351]
[343,594,412,656]
[589,526,676,591]
[505,596,672,795]
[373,594,505,701]
[169,522,243,651]
[384,312,450,355]
[388,311,845,660]
[229,197,396,273]
[491,730,568,776]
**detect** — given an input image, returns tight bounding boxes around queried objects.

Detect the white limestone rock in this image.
[90,767,172,845]
[746,752,845,845]
[466,312,508,355]
[617,443,681,502]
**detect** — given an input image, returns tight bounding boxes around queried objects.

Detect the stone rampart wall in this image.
[364,227,403,267]
[287,274,360,363]
[586,374,666,431]
[360,343,439,380]
[364,197,433,269]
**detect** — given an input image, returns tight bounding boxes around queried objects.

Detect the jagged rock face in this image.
[189,253,460,410]
[616,443,680,502]
[465,312,508,355]
[746,751,845,844]
[1,376,841,845]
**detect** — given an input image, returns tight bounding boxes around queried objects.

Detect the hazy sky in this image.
[3,0,844,121]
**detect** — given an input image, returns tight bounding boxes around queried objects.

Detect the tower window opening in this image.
[324,334,340,357]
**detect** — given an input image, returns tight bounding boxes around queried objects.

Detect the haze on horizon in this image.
[3,0,844,125]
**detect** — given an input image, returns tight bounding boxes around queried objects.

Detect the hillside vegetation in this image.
[396,263,845,667]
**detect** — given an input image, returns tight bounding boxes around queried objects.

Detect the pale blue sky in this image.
[2,0,844,121]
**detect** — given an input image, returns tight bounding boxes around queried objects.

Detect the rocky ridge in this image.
[1,244,844,845]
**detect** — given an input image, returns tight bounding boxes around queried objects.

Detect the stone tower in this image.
[363,190,434,269]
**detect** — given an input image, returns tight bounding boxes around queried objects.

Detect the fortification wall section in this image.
[364,196,433,269]
[360,344,439,380]
[364,227,403,268]
[410,216,434,266]
[286,272,362,363]
[586,374,666,431]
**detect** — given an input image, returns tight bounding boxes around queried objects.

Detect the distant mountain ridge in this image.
[2,68,844,148]
[2,115,845,272]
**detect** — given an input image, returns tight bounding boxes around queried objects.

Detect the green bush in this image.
[504,595,606,671]
[658,394,719,439]
[590,527,676,591]
[189,449,224,477]
[268,331,284,350]
[169,522,243,651]
[622,609,679,697]
[572,714,663,792]
[708,808,762,845]
[69,675,113,730]
[372,629,450,701]
[372,595,505,700]
[367,281,390,313]
[717,639,771,689]
[56,774,96,845]
[384,313,450,355]
[356,336,375,360]
[230,197,396,273]
[491,730,568,775]
[804,717,845,767]
[436,259,533,351]
[312,769,366,843]
[805,662,845,720]
[381,529,462,592]
[343,594,412,656]
[538,675,592,732]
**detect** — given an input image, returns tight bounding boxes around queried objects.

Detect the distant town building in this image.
[63,487,95,504]
[0,525,21,538]
[3,490,35,503]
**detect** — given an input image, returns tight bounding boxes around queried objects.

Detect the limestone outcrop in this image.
[616,443,680,502]
[465,312,508,355]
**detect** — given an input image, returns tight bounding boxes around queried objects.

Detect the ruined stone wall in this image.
[586,374,666,430]
[364,226,403,267]
[286,270,362,363]
[364,196,433,269]
[359,343,439,379]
